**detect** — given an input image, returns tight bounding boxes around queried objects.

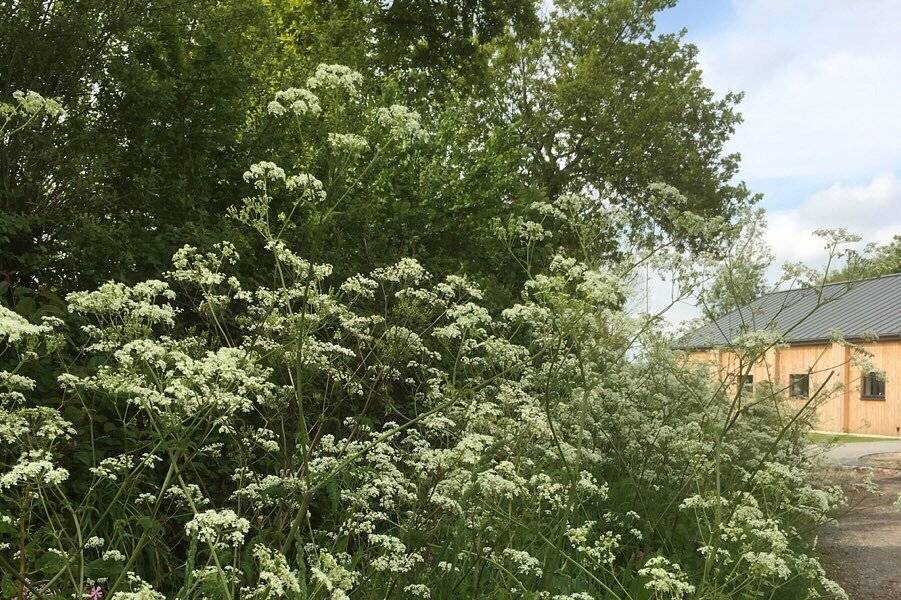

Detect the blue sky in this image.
[656,0,900,241]
[655,0,733,38]
[644,0,901,321]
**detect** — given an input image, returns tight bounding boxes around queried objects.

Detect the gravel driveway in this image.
[818,440,901,467]
[816,441,901,600]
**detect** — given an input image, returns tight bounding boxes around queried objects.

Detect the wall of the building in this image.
[689,341,901,437]
[848,341,901,436]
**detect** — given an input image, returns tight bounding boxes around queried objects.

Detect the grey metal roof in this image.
[679,273,901,349]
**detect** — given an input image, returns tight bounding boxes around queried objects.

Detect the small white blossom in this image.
[375,104,428,144]
[306,64,363,97]
[269,87,321,117]
[328,132,369,155]
[638,556,696,599]
[185,509,250,547]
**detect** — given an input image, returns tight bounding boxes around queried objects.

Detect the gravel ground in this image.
[817,466,901,600]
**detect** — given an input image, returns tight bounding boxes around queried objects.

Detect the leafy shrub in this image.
[1,70,845,600]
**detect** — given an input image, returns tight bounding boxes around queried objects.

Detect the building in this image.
[680,273,901,437]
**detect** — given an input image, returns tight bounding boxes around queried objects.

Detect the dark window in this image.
[861,372,885,400]
[789,374,810,398]
[739,375,754,393]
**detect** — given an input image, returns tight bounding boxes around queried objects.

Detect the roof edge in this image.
[680,333,901,352]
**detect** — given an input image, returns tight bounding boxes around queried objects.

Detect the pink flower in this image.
[87,585,104,600]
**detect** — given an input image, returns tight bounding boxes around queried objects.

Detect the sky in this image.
[645,0,901,323]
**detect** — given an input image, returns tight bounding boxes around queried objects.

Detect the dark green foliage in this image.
[2,0,750,310]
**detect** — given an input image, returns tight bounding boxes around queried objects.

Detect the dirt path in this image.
[818,466,901,600]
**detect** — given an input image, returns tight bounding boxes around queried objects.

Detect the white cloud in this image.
[695,0,901,181]
[765,172,901,269]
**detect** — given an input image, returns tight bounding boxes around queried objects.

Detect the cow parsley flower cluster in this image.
[375,104,429,144]
[638,556,696,599]
[184,508,250,547]
[0,450,69,490]
[328,132,369,155]
[306,64,364,97]
[267,87,321,117]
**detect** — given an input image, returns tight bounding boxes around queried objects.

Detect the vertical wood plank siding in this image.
[689,342,901,437]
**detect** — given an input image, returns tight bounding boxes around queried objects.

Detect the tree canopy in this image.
[2,0,751,309]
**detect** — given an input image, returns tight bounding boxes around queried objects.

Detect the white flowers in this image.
[306,64,364,97]
[0,450,69,490]
[375,104,429,144]
[15,230,844,600]
[502,548,543,577]
[517,219,550,242]
[285,172,325,200]
[66,280,178,350]
[371,257,428,285]
[102,549,127,562]
[246,545,302,599]
[267,64,362,122]
[1,90,65,121]
[367,534,422,574]
[403,584,431,598]
[638,557,696,599]
[97,454,160,483]
[328,132,369,155]
[310,550,356,600]
[340,274,379,298]
[0,306,46,344]
[243,161,287,189]
[566,522,621,566]
[0,307,62,351]
[109,573,165,600]
[268,87,321,118]
[185,508,250,547]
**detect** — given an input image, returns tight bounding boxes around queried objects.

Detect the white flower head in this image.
[638,556,696,599]
[269,87,321,118]
[247,545,302,599]
[11,90,65,118]
[243,161,287,190]
[185,508,250,547]
[285,172,326,201]
[0,450,69,490]
[306,64,363,97]
[375,104,429,145]
[328,132,369,156]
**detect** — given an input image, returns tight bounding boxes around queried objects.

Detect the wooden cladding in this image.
[690,341,901,437]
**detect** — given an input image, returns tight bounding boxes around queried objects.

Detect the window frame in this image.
[789,373,810,398]
[861,371,886,400]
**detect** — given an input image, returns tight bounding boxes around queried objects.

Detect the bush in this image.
[1,70,845,600]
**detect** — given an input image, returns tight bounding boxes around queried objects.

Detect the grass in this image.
[809,432,894,444]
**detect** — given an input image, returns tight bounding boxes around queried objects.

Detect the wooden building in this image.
[680,273,901,437]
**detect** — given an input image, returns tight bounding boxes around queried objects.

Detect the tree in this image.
[435,0,752,250]
[1,0,540,300]
[1,1,289,293]
[698,209,771,320]
[2,0,753,313]
[827,235,901,282]
[275,0,539,97]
